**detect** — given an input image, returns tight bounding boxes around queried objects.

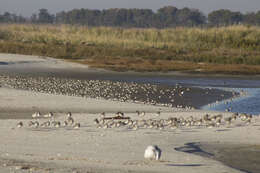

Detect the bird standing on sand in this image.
[136,111,145,117]
[116,111,124,117]
[43,112,53,118]
[41,121,51,127]
[52,121,61,128]
[33,121,39,128]
[32,112,41,118]
[16,121,23,128]
[28,121,34,127]
[100,112,106,118]
[144,145,161,160]
[156,110,161,116]
[67,112,72,118]
[67,116,74,125]
[63,121,68,126]
[94,118,99,124]
[73,123,81,129]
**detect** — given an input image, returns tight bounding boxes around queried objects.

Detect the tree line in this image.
[0,6,260,27]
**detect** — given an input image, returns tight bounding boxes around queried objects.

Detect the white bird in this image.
[144,145,161,160]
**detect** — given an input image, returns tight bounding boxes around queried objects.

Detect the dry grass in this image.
[77,57,260,74]
[0,24,260,74]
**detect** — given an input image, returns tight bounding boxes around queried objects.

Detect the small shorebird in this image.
[67,112,72,118]
[33,121,39,128]
[156,109,161,116]
[216,119,221,127]
[43,112,53,118]
[94,118,99,124]
[16,121,23,128]
[28,121,34,127]
[73,123,80,129]
[32,112,41,118]
[245,118,251,125]
[67,116,74,125]
[225,117,232,125]
[144,145,161,160]
[116,111,124,117]
[63,121,68,126]
[239,113,247,121]
[41,121,51,127]
[136,111,145,117]
[100,112,106,118]
[132,124,138,131]
[52,121,61,128]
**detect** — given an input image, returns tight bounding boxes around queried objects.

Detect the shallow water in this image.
[120,76,260,115]
[202,88,260,115]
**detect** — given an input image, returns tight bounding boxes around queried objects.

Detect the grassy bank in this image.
[0,24,260,74]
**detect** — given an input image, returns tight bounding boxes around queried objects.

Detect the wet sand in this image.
[175,142,260,173]
[200,143,260,173]
[0,53,259,173]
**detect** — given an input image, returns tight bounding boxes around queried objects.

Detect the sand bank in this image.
[0,53,259,173]
[0,87,259,172]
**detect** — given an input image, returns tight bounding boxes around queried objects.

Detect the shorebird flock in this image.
[16,112,81,129]
[92,111,254,130]
[0,74,237,109]
[15,111,255,131]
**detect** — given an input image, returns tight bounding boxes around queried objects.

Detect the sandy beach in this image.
[0,54,260,173]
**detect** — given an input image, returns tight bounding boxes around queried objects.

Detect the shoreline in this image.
[0,104,259,173]
[175,142,260,173]
[0,73,236,111]
[200,142,260,173]
[2,53,260,82]
[0,54,241,111]
[0,53,260,173]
